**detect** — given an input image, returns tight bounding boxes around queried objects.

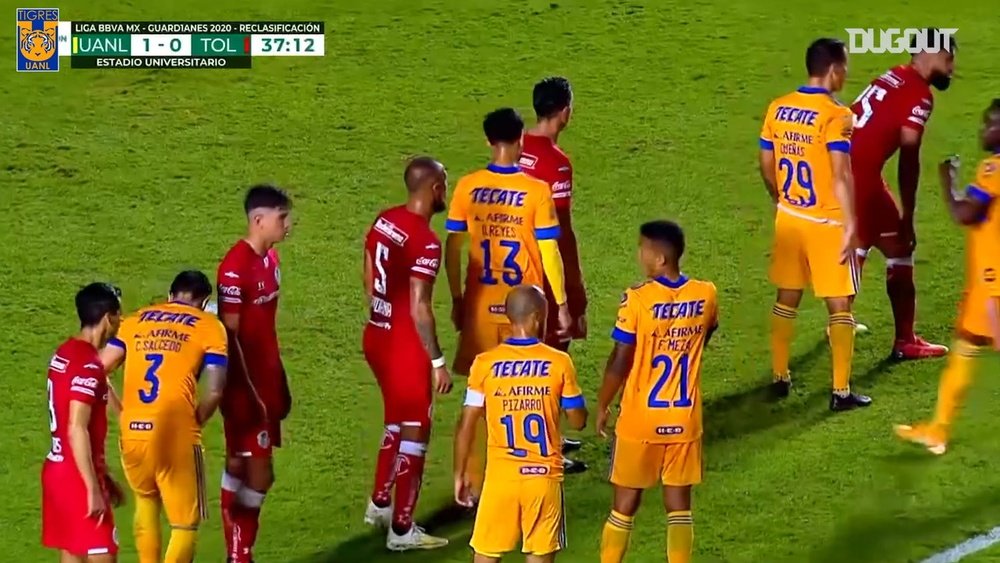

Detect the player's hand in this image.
[839,227,860,265]
[433,365,453,394]
[86,486,109,524]
[450,297,464,332]
[939,155,960,190]
[596,406,613,439]
[899,217,917,251]
[105,475,125,508]
[557,304,572,336]
[454,473,475,507]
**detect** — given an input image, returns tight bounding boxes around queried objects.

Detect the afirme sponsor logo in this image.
[845,28,957,54]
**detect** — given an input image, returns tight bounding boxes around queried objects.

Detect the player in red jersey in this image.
[521,76,589,473]
[362,157,453,551]
[216,185,292,563]
[849,28,956,360]
[42,282,125,562]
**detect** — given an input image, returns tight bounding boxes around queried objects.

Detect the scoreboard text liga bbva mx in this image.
[17,9,325,71]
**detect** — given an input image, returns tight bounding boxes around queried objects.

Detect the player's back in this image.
[850,64,933,177]
[446,165,559,322]
[45,338,108,473]
[521,134,574,208]
[965,154,1000,291]
[761,87,854,222]
[614,276,718,444]
[471,338,581,480]
[364,205,441,339]
[116,302,227,443]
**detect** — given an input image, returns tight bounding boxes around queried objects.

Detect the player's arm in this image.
[67,399,100,494]
[218,264,265,410]
[197,363,227,425]
[939,157,992,226]
[759,109,779,203]
[411,276,445,366]
[445,184,469,306]
[827,111,857,232]
[363,246,374,304]
[99,332,128,415]
[706,288,720,345]
[898,127,923,224]
[597,342,634,414]
[535,192,567,306]
[561,359,588,431]
[453,363,486,506]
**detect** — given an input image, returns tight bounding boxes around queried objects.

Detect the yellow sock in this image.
[164,528,197,563]
[828,312,855,394]
[465,416,488,497]
[133,495,162,563]
[667,510,693,563]
[770,303,797,381]
[932,340,981,431]
[600,510,634,563]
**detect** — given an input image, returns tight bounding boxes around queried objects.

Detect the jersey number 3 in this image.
[648,354,693,408]
[139,353,163,404]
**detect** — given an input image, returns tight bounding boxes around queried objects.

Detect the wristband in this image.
[431,356,447,369]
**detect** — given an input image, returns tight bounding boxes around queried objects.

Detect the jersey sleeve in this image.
[705,282,720,329]
[106,315,134,355]
[464,357,487,408]
[445,179,469,233]
[759,104,775,150]
[202,318,229,367]
[217,251,248,316]
[533,187,561,241]
[68,356,105,405]
[967,160,1000,203]
[901,90,933,132]
[559,357,586,410]
[824,107,853,153]
[611,289,639,345]
[409,232,442,282]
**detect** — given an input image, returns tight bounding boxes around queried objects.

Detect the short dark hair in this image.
[169,270,212,301]
[244,184,291,214]
[911,28,957,52]
[533,77,573,119]
[483,108,524,145]
[990,99,1000,113]
[75,282,122,328]
[640,220,685,259]
[806,38,847,77]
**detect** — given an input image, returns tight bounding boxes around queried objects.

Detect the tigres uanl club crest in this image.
[17,9,59,72]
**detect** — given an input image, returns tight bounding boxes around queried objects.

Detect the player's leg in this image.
[768,213,807,397]
[520,479,566,563]
[470,477,520,560]
[364,340,400,528]
[601,438,658,562]
[220,420,247,557]
[228,426,275,563]
[120,440,162,563]
[59,553,85,563]
[159,444,206,563]
[85,555,117,563]
[457,321,504,499]
[661,441,702,563]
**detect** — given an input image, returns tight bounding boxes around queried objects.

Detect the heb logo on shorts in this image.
[17,8,59,72]
[656,425,684,436]
[520,465,549,476]
[129,421,154,432]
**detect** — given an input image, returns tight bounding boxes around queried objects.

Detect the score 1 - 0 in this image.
[131,34,191,56]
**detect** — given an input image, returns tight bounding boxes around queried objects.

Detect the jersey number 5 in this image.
[500,413,549,457]
[373,241,390,295]
[648,354,693,408]
[139,353,163,404]
[853,84,888,129]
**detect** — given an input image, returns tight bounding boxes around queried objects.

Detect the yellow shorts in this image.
[120,439,208,528]
[453,321,512,375]
[470,478,566,557]
[769,209,858,298]
[957,287,996,340]
[609,436,703,488]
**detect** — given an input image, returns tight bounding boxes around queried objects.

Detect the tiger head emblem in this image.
[19,26,56,62]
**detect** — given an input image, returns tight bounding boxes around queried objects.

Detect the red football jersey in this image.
[850,64,934,181]
[217,240,287,420]
[364,205,441,342]
[44,338,109,477]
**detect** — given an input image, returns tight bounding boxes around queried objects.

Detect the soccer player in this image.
[217,185,292,563]
[596,221,717,563]
[361,157,453,551]
[850,28,956,359]
[446,107,571,497]
[521,76,588,471]
[42,282,124,563]
[894,101,1000,454]
[759,38,871,410]
[454,284,588,563]
[100,271,227,563]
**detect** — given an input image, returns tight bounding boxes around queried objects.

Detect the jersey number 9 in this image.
[500,413,548,457]
[648,354,693,409]
[480,239,523,286]
[778,158,816,208]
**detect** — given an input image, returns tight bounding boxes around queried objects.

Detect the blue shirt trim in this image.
[560,395,586,410]
[966,184,994,204]
[611,327,636,345]
[535,225,561,240]
[654,275,688,289]
[203,353,228,367]
[487,163,520,175]
[445,218,468,232]
[759,138,774,150]
[107,337,126,350]
[505,337,540,346]
[797,86,829,94]
[827,140,851,153]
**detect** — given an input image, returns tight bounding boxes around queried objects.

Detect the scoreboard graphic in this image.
[16,9,325,71]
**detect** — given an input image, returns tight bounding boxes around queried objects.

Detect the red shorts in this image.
[855,177,903,249]
[224,417,282,458]
[363,326,432,427]
[41,463,119,556]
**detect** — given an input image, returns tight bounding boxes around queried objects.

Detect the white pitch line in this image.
[922,526,1000,563]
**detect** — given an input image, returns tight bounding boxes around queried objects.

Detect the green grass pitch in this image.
[5,0,1000,561]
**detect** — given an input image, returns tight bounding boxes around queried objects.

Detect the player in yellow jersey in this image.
[454,284,587,562]
[596,220,718,563]
[100,271,228,563]
[759,37,871,411]
[446,107,571,496]
[895,101,1000,454]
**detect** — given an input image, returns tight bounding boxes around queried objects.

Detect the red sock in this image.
[886,260,916,341]
[231,488,265,563]
[371,424,400,507]
[220,472,242,555]
[391,440,427,535]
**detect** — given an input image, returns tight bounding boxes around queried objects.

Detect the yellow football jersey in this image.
[466,337,584,480]
[760,86,854,222]
[110,302,228,442]
[446,164,560,322]
[612,276,718,444]
[964,154,1000,296]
